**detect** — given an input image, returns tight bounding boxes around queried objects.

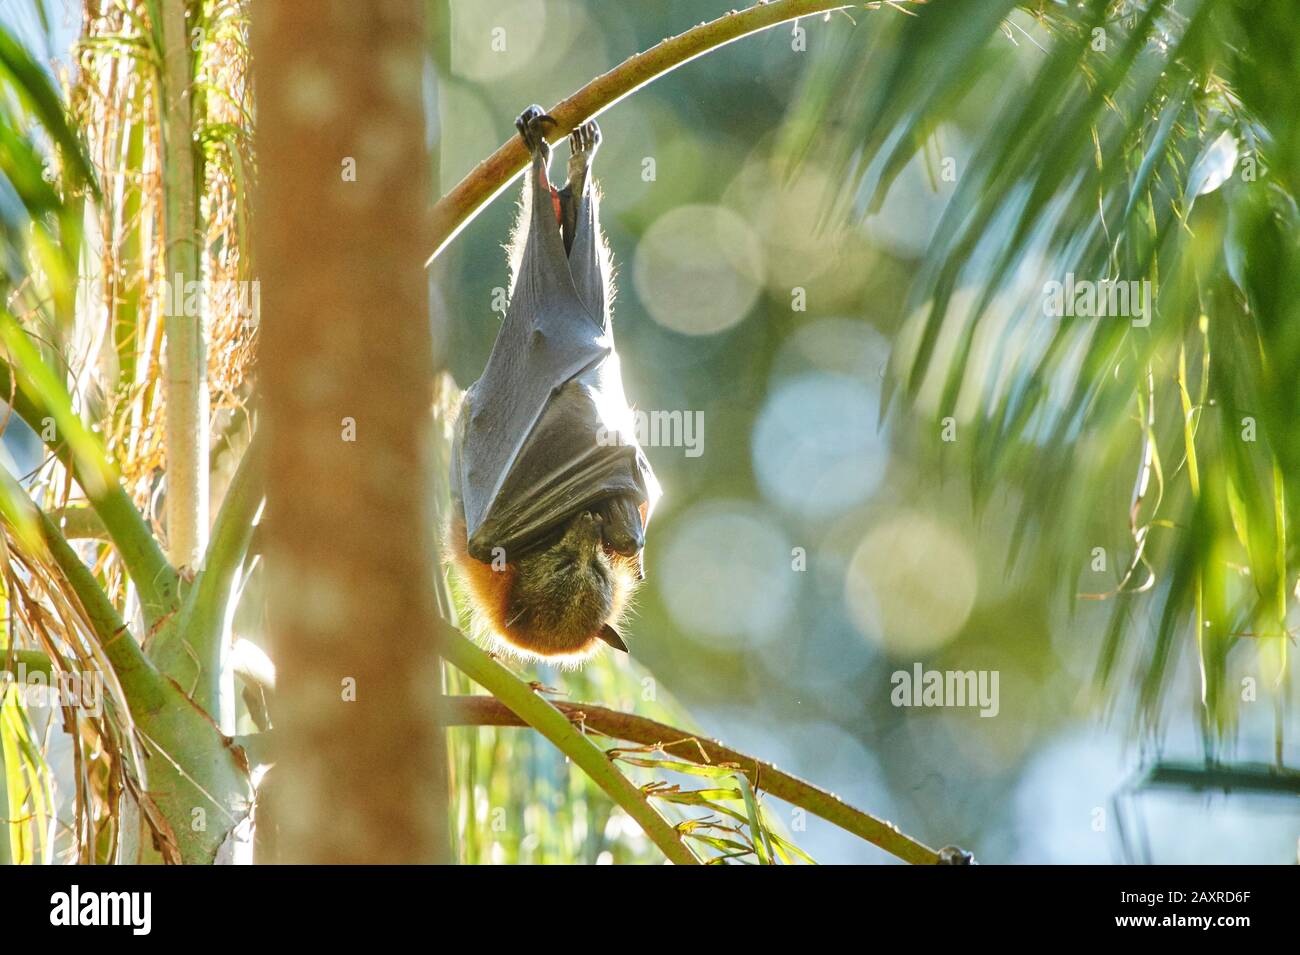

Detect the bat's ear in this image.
[598,624,628,653]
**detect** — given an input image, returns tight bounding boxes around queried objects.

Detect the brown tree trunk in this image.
[253,1,447,863]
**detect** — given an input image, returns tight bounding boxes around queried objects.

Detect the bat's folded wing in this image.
[460,367,658,563]
[452,141,659,563]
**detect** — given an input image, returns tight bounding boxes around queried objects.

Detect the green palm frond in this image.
[0,22,94,328]
[786,0,1298,741]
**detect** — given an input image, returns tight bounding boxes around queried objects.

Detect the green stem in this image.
[440,626,701,865]
[0,464,249,864]
[47,505,108,540]
[152,430,264,718]
[36,508,137,662]
[0,649,53,678]
[0,359,179,622]
[0,466,157,691]
[424,0,854,264]
[89,481,180,621]
[443,694,944,864]
[196,429,264,619]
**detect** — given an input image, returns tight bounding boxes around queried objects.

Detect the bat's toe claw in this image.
[569,120,601,160]
[515,104,543,138]
[516,105,556,155]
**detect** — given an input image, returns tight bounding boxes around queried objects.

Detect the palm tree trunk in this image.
[254,1,448,863]
[159,0,208,570]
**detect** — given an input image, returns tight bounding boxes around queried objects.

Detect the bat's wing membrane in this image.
[454,148,659,563]
[568,179,607,325]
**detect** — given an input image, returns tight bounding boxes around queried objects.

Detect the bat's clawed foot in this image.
[569,120,601,162]
[567,120,601,193]
[516,104,556,159]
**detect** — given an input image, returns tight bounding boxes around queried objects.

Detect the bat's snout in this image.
[598,494,645,557]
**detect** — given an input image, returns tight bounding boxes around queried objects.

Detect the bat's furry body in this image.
[448,108,658,662]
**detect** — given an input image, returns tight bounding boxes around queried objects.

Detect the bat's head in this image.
[448,507,638,665]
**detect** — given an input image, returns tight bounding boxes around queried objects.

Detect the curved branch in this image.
[444,693,943,865]
[439,626,701,865]
[425,0,854,264]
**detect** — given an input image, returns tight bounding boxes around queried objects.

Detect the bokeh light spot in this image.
[633,204,763,335]
[656,501,794,646]
[449,0,548,82]
[844,512,977,656]
[752,372,886,520]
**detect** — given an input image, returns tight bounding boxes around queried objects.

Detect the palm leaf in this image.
[786,0,1299,738]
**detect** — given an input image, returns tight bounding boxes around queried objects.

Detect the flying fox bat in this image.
[448,106,660,661]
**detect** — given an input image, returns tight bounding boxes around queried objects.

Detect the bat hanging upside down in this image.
[447,106,661,662]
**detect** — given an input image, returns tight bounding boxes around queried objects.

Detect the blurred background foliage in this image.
[0,0,1295,864]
